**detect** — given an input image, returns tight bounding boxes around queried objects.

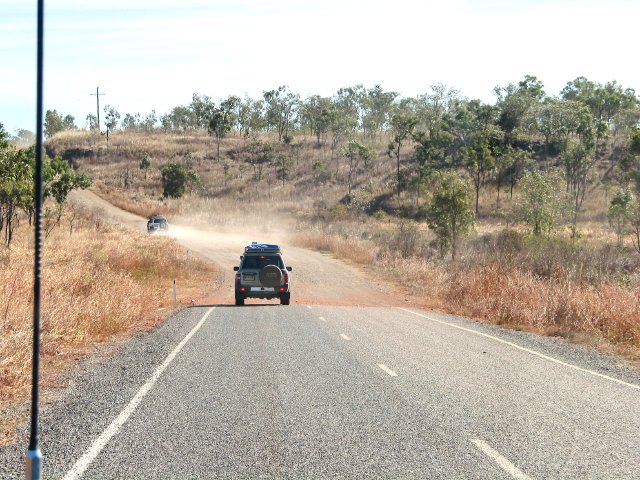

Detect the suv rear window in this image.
[242,255,283,269]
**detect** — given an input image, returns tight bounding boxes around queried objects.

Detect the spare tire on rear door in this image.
[259,264,283,287]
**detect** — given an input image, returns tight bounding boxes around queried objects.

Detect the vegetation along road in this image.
[1,193,640,479]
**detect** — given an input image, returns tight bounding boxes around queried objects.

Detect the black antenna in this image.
[25,0,44,478]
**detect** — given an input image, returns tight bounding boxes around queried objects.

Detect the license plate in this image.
[243,274,255,281]
[251,287,274,292]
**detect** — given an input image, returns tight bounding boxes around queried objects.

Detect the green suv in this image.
[234,243,292,306]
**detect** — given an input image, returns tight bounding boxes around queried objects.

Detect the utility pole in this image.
[90,86,105,131]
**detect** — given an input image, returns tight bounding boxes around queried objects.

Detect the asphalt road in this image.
[2,191,639,478]
[2,304,640,479]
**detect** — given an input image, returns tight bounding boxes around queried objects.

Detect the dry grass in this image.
[0,214,216,444]
[294,222,640,360]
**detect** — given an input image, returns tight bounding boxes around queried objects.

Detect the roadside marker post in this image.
[173,279,177,310]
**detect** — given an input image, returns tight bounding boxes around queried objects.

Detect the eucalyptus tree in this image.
[525,98,594,153]
[411,85,461,191]
[208,96,240,161]
[388,103,418,197]
[85,114,98,131]
[362,84,398,140]
[328,91,359,161]
[237,96,266,137]
[142,110,157,131]
[121,112,141,130]
[517,169,572,236]
[190,93,216,129]
[103,105,120,133]
[425,171,475,260]
[0,129,31,245]
[608,188,632,247]
[263,85,299,143]
[299,95,334,146]
[44,110,66,138]
[464,131,496,214]
[342,140,373,197]
[245,139,275,180]
[494,74,545,146]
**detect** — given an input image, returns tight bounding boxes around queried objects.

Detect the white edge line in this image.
[62,306,216,480]
[398,307,640,391]
[378,364,398,377]
[340,333,352,341]
[472,439,531,480]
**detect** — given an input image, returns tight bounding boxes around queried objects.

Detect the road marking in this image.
[307,305,312,309]
[318,316,327,322]
[340,333,352,341]
[62,307,216,480]
[378,364,398,377]
[399,308,640,391]
[472,439,531,480]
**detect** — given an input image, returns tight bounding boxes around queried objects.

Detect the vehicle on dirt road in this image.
[147,214,168,233]
[234,242,292,306]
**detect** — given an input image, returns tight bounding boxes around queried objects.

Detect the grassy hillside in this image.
[44,129,640,364]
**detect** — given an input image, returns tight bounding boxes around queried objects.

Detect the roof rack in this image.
[245,243,281,253]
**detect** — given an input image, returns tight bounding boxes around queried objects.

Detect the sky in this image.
[1,0,639,134]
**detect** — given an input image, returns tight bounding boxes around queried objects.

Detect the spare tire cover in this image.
[259,265,283,287]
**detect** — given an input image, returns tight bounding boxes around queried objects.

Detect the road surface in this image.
[1,191,639,479]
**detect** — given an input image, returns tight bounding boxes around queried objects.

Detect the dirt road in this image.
[69,190,408,307]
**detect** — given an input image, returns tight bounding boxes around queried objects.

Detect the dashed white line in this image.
[318,316,327,322]
[340,333,352,341]
[472,439,531,480]
[62,307,216,480]
[399,307,640,391]
[378,364,398,377]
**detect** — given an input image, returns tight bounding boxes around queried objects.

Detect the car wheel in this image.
[235,297,244,306]
[259,265,283,288]
[280,293,290,305]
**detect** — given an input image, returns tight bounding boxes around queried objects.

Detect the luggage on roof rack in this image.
[244,243,281,253]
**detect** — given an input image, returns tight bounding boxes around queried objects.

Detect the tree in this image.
[190,93,215,129]
[139,153,152,180]
[517,169,572,235]
[85,114,99,131]
[425,172,475,259]
[276,154,294,187]
[160,163,200,198]
[0,145,32,245]
[45,156,91,224]
[142,110,158,131]
[608,188,632,247]
[44,110,65,138]
[494,75,545,145]
[362,85,398,140]
[562,139,595,227]
[245,140,274,181]
[464,131,496,214]
[264,85,299,143]
[388,109,418,197]
[628,193,640,254]
[237,97,266,137]
[208,96,240,161]
[103,105,120,142]
[121,113,141,130]
[342,140,373,197]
